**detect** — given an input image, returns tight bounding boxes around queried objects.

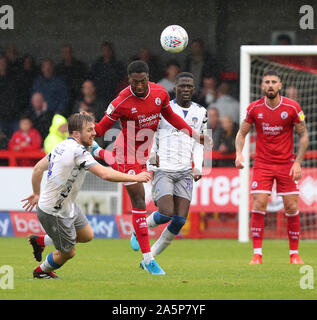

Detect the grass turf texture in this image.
[0,237,316,300]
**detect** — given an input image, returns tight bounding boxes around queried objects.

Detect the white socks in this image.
[151,227,176,257]
[146,212,158,229]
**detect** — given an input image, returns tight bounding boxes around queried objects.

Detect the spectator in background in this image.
[91,41,125,104]
[184,39,219,95]
[5,45,21,75]
[32,59,69,116]
[207,107,223,151]
[158,60,181,99]
[16,54,39,111]
[0,130,8,150]
[205,107,223,167]
[209,81,240,125]
[8,115,42,166]
[218,115,239,167]
[197,76,217,108]
[0,55,19,138]
[56,44,88,104]
[285,85,300,101]
[44,114,68,154]
[28,92,53,141]
[73,80,105,121]
[276,34,292,45]
[136,47,162,82]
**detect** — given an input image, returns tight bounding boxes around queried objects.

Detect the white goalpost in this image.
[239,45,317,242]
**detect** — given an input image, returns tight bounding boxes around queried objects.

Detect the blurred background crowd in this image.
[0,39,240,166]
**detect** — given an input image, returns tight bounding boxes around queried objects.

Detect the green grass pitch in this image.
[0,237,316,300]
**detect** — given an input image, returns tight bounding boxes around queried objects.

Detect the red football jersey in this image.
[245,96,304,165]
[95,82,194,165]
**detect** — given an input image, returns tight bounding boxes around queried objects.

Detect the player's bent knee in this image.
[253,200,267,212]
[285,206,299,215]
[61,247,76,260]
[81,230,94,243]
[158,208,174,217]
[167,216,186,235]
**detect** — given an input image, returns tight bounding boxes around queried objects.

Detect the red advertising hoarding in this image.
[122,168,317,214]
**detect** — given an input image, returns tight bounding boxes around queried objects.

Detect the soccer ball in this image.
[160,25,188,53]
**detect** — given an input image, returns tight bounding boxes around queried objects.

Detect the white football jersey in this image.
[38,138,98,218]
[148,99,207,172]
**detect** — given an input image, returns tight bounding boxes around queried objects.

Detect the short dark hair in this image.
[20,114,33,122]
[166,59,181,69]
[277,34,292,44]
[127,60,149,75]
[175,72,194,83]
[68,113,94,134]
[263,70,281,79]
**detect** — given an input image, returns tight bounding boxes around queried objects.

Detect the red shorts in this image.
[251,162,299,196]
[110,162,146,185]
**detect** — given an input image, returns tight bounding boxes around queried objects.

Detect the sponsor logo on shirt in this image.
[262,122,283,135]
[137,113,159,128]
[131,107,138,114]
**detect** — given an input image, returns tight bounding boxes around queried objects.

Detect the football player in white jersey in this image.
[22,113,151,279]
[130,72,209,264]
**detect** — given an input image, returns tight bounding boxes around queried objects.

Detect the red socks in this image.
[286,211,300,252]
[250,210,265,255]
[132,208,151,253]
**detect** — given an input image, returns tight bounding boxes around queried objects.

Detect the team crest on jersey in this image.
[258,113,263,119]
[192,117,198,126]
[131,107,138,114]
[128,169,136,175]
[252,181,258,189]
[281,111,288,119]
[155,97,161,106]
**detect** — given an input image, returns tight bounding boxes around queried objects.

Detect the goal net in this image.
[239,46,317,242]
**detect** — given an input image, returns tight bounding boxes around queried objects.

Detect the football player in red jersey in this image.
[93,60,212,275]
[235,70,308,265]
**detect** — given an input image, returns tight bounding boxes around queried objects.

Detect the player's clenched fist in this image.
[198,133,213,149]
[135,171,152,183]
[235,152,245,169]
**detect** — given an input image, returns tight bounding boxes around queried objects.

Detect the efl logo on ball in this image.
[160,25,188,53]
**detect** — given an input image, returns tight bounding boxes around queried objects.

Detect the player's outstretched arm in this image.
[89,164,151,183]
[235,121,252,169]
[289,121,309,181]
[22,156,49,212]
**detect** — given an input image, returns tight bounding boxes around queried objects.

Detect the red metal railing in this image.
[0,150,46,166]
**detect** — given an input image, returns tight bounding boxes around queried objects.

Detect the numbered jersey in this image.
[38,138,97,218]
[149,99,207,172]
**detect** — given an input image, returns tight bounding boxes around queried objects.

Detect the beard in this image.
[265,89,279,99]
